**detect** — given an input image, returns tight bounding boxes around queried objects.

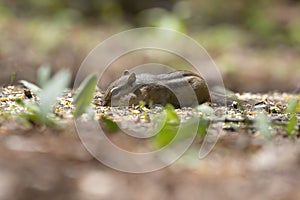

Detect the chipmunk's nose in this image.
[102,99,110,106]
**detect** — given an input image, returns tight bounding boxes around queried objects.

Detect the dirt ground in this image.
[0,86,300,200]
[0,122,300,200]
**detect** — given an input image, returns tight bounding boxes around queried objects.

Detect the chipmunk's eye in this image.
[111,87,120,96]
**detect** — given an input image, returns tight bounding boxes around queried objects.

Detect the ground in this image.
[0,86,299,200]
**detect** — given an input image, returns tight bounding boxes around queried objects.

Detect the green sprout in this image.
[195,104,214,136]
[73,73,98,118]
[18,66,71,127]
[153,104,180,148]
[254,113,274,140]
[153,104,213,148]
[137,101,150,121]
[19,80,42,94]
[17,65,98,127]
[10,72,16,85]
[37,63,51,88]
[285,98,299,137]
[100,116,119,132]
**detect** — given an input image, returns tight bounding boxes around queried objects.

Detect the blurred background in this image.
[0,0,300,92]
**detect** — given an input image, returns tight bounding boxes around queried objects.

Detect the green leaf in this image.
[18,68,71,127]
[153,104,182,148]
[286,98,299,113]
[285,98,299,136]
[153,104,201,148]
[153,105,178,147]
[38,69,71,121]
[10,72,16,85]
[73,73,97,118]
[195,104,213,136]
[197,118,210,136]
[15,98,25,107]
[138,100,146,108]
[153,117,199,148]
[18,101,60,127]
[254,113,274,140]
[100,116,119,132]
[153,123,178,148]
[286,115,297,137]
[37,64,51,88]
[164,104,180,125]
[195,104,215,117]
[19,80,41,94]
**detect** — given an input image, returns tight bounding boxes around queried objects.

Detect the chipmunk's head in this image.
[102,70,137,106]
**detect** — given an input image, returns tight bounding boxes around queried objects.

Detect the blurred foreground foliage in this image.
[18,65,97,127]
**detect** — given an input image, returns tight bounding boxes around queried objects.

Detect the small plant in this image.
[73,73,98,118]
[153,104,213,148]
[153,104,180,148]
[195,104,214,136]
[18,65,98,127]
[19,66,71,127]
[137,101,150,121]
[254,113,274,140]
[37,64,51,88]
[285,98,299,137]
[100,116,119,132]
[19,80,42,94]
[10,72,16,85]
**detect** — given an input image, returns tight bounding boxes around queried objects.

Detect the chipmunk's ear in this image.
[127,73,136,86]
[123,70,130,75]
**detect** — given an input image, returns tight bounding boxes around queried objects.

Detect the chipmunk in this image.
[102,70,213,108]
